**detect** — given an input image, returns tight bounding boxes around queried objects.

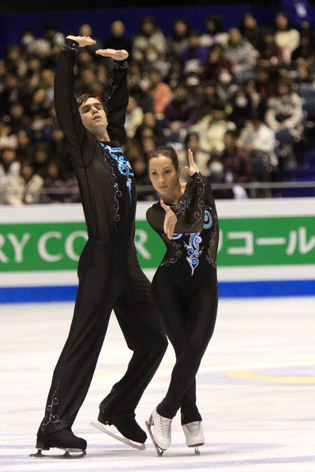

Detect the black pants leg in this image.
[38,240,166,436]
[100,251,167,416]
[152,269,218,422]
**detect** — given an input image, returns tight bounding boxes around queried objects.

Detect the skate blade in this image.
[30,449,86,458]
[145,420,164,457]
[91,421,145,450]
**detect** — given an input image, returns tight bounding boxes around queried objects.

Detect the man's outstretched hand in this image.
[96,48,129,61]
[65,37,128,61]
[66,35,96,47]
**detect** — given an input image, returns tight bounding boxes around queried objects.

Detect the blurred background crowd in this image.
[1,0,315,204]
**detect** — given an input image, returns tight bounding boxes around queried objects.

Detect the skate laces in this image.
[186,421,200,434]
[157,414,171,438]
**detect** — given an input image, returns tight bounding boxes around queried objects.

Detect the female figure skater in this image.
[146,146,219,455]
[34,36,167,455]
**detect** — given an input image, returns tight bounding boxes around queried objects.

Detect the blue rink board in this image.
[0,280,314,303]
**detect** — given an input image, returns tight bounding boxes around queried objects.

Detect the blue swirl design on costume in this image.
[172,210,213,276]
[203,210,212,230]
[184,232,203,275]
[100,143,134,202]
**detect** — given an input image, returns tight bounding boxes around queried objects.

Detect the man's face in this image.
[79,97,108,135]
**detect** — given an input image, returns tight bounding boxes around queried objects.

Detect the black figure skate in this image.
[30,428,87,458]
[91,408,146,450]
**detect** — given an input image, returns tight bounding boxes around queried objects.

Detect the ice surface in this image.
[0,297,314,471]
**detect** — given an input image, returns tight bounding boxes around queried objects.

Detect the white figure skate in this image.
[182,421,205,454]
[145,408,172,456]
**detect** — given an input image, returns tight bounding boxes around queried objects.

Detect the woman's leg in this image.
[153,276,218,421]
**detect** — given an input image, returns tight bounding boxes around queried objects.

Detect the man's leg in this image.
[37,241,120,447]
[99,263,167,432]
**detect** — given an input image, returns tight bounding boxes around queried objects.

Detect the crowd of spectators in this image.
[1,3,315,204]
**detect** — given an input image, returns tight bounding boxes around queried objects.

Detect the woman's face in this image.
[149,156,180,196]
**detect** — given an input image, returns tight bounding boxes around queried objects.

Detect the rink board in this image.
[0,199,314,302]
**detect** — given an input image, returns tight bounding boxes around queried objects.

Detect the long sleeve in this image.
[54,40,97,168]
[147,173,215,236]
[106,60,129,143]
[170,172,206,234]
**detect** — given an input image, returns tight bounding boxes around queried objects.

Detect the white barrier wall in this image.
[0,198,314,302]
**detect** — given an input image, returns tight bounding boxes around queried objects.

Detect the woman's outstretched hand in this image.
[66,35,96,47]
[96,48,129,61]
[185,148,199,176]
[160,199,177,240]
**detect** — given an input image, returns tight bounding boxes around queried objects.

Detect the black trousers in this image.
[151,259,218,425]
[38,238,167,435]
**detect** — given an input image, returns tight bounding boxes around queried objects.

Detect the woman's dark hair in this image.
[148,145,179,169]
[76,94,107,112]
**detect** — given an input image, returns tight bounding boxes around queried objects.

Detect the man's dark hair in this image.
[76,94,107,113]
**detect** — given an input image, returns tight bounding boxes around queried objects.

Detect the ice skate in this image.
[91,409,146,450]
[182,421,204,454]
[30,428,87,458]
[145,407,172,456]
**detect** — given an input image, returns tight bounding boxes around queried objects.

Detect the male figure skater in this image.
[35,35,167,455]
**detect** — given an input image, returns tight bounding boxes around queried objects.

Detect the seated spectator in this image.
[19,28,37,54]
[178,131,211,178]
[202,43,233,82]
[33,141,51,178]
[199,14,228,48]
[238,12,261,51]
[257,29,284,72]
[0,73,23,115]
[76,47,94,70]
[223,28,258,77]
[265,74,303,169]
[8,102,31,134]
[132,16,166,63]
[5,45,26,78]
[40,160,79,204]
[16,129,32,160]
[148,69,172,117]
[291,31,315,83]
[163,82,198,131]
[125,96,144,139]
[166,18,190,61]
[135,112,166,147]
[220,130,254,186]
[184,73,204,111]
[194,101,236,155]
[103,20,132,56]
[129,83,154,114]
[142,44,169,78]
[78,23,102,54]
[215,66,239,106]
[128,61,143,89]
[254,64,276,102]
[182,29,208,74]
[164,57,184,89]
[0,121,17,150]
[240,110,278,181]
[274,11,300,63]
[39,68,55,103]
[0,147,20,189]
[76,67,104,97]
[229,89,254,131]
[197,80,220,120]
[244,77,261,109]
[5,158,43,205]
